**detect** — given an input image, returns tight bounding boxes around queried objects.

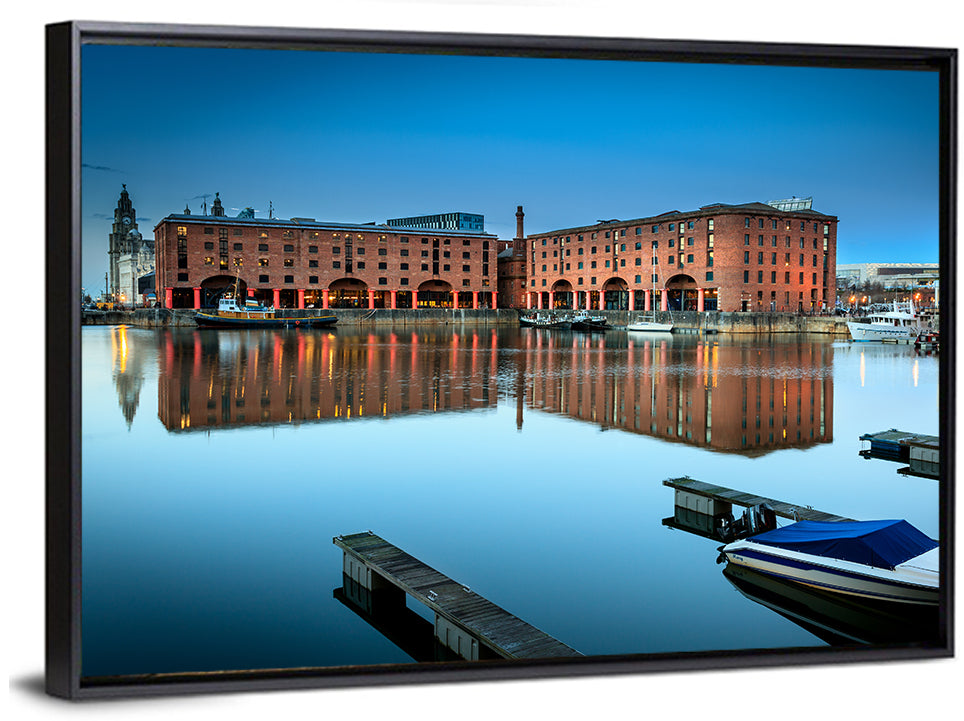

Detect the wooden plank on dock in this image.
[663,477,854,523]
[334,532,582,659]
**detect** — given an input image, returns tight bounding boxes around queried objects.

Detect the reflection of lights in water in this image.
[913,359,919,387]
[712,345,718,388]
[860,351,865,387]
[111,325,129,374]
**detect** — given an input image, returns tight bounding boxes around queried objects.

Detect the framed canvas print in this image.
[46,20,955,699]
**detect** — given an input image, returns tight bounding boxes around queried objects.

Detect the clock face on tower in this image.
[122,216,132,225]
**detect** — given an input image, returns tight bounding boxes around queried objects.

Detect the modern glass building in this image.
[387,212,484,232]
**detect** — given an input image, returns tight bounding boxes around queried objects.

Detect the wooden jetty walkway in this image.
[333,531,582,661]
[663,476,854,523]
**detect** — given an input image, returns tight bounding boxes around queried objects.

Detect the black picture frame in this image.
[45,20,956,700]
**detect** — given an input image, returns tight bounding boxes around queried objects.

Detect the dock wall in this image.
[82,307,850,334]
[82,307,520,328]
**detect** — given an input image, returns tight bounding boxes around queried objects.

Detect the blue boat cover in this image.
[750,520,938,570]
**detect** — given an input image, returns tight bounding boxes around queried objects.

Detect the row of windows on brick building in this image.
[532,218,829,241]
[173,270,493,287]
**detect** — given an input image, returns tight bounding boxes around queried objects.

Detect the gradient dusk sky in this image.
[79,42,941,295]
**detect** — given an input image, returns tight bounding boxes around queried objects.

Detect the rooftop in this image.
[531,201,837,237]
[156,214,496,237]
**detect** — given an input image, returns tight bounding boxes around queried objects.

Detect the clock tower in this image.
[108,185,139,298]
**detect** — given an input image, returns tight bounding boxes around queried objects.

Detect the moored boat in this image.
[719,519,939,606]
[626,317,674,333]
[626,244,673,333]
[847,301,921,342]
[914,330,940,352]
[570,310,608,332]
[195,292,337,329]
[519,311,572,330]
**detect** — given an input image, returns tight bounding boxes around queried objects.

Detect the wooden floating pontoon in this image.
[663,476,854,523]
[333,531,582,661]
[859,428,939,463]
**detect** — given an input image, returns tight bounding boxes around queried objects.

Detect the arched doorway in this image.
[602,277,629,310]
[417,280,454,308]
[665,274,698,311]
[329,278,369,308]
[551,280,574,309]
[200,274,246,308]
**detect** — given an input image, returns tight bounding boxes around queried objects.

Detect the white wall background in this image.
[4,2,960,719]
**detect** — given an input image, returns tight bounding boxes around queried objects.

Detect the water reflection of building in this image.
[517,331,833,454]
[110,325,145,429]
[157,329,499,431]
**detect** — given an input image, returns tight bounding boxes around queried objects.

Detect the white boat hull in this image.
[722,542,939,605]
[626,321,673,332]
[847,322,919,342]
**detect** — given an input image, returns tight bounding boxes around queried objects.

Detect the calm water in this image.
[81,325,941,676]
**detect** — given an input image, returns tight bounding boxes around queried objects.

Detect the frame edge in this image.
[45,20,82,700]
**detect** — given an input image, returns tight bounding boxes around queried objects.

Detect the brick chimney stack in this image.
[515,205,524,240]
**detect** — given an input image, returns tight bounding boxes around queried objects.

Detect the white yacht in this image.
[846,301,921,342]
[627,317,674,333]
[627,245,673,333]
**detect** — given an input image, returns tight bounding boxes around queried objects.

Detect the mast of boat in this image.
[232,264,242,300]
[651,242,659,320]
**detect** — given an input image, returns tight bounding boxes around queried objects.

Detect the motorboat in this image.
[195,290,337,329]
[719,519,939,606]
[519,312,572,330]
[846,301,921,342]
[570,310,608,332]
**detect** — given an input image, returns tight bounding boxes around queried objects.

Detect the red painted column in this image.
[390,290,397,310]
[644,289,652,312]
[697,287,705,312]
[537,293,543,310]
[472,291,479,309]
[452,290,458,309]
[491,291,498,309]
[661,290,668,312]
[273,288,281,308]
[628,289,635,311]
[193,287,201,310]
[298,289,305,309]
[322,289,329,309]
[164,287,173,308]
[548,291,554,309]
[368,289,375,310]
[248,288,255,298]
[413,291,419,309]
[526,292,532,310]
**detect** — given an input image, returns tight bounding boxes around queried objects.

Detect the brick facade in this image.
[523,202,837,313]
[154,201,837,313]
[496,206,529,310]
[154,212,499,310]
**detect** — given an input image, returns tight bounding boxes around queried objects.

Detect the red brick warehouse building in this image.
[154,194,499,311]
[524,201,838,313]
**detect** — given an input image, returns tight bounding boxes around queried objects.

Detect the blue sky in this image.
[80,43,940,295]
